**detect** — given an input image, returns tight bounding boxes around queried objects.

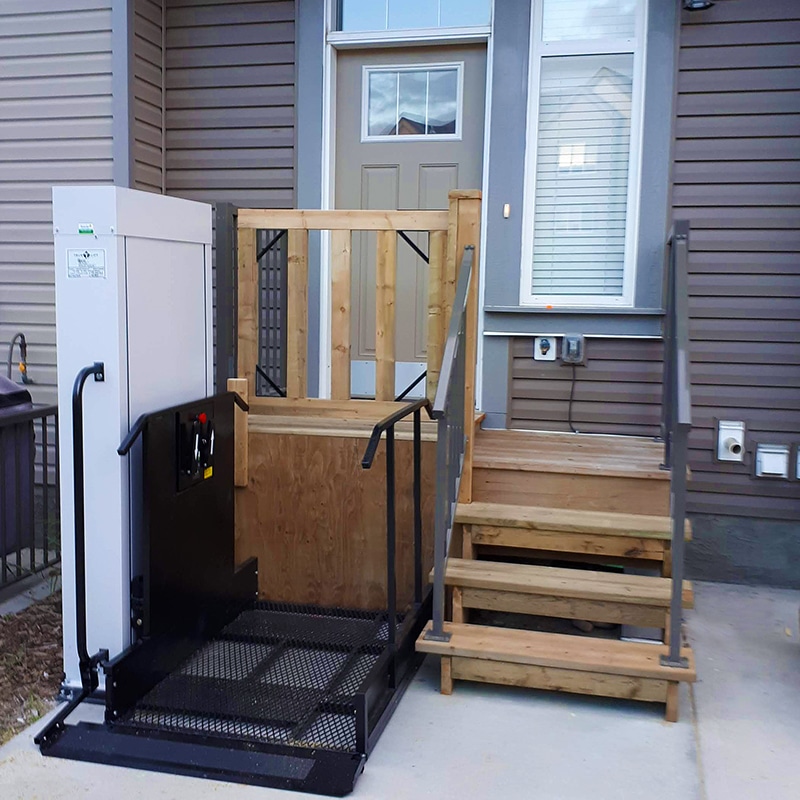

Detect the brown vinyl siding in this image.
[509,338,663,438]
[164,0,295,209]
[509,0,800,522]
[133,0,165,193]
[0,0,113,407]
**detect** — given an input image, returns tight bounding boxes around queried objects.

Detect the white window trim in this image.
[328,27,491,49]
[360,62,465,143]
[519,1,648,309]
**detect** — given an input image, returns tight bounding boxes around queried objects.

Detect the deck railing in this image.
[661,220,693,668]
[233,191,481,406]
[0,404,60,589]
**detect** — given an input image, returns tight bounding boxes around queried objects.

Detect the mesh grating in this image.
[116,602,402,753]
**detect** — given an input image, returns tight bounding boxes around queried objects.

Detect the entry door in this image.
[335,45,486,397]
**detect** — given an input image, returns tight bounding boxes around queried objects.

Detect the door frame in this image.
[318,0,495,404]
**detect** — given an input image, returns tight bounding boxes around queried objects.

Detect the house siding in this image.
[133,0,165,193]
[164,0,296,209]
[0,0,114,406]
[508,0,800,523]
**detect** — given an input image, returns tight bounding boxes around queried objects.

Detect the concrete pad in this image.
[687,582,800,800]
[1,581,797,800]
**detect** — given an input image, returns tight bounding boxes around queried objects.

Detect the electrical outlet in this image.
[533,337,556,361]
[561,334,585,365]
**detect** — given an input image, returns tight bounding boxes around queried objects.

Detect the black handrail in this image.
[362,398,433,684]
[660,221,693,670]
[118,391,249,456]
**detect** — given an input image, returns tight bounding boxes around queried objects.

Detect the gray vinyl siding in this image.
[133,0,164,193]
[508,0,800,522]
[164,0,295,209]
[0,0,114,407]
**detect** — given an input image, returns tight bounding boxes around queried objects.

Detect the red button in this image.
[198,413,208,424]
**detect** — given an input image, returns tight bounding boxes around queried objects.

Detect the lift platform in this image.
[37,391,429,795]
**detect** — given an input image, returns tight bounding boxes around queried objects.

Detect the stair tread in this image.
[417,622,696,682]
[474,429,669,480]
[438,558,693,607]
[456,502,692,540]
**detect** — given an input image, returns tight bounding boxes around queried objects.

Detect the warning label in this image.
[67,249,107,279]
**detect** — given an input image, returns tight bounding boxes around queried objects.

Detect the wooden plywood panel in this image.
[236,432,436,609]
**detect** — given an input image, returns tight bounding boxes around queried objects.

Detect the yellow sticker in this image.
[203,467,213,480]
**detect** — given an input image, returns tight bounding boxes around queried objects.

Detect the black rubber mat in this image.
[116,602,400,753]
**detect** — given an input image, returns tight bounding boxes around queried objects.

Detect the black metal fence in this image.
[0,404,60,590]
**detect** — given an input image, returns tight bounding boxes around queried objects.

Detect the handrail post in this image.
[413,408,423,606]
[661,424,690,668]
[426,414,450,642]
[385,425,397,686]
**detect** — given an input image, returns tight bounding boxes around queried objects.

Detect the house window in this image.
[362,65,463,142]
[521,0,645,307]
[339,0,491,32]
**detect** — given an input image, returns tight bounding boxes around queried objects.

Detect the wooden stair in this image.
[416,622,696,722]
[416,428,697,721]
[439,558,693,629]
[457,501,692,576]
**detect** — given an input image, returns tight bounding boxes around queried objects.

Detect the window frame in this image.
[360,62,465,144]
[334,0,492,38]
[519,1,648,309]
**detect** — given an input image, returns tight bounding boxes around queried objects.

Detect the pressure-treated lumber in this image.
[330,229,352,401]
[456,193,481,504]
[237,208,449,231]
[472,469,671,515]
[426,230,447,400]
[416,622,696,682]
[375,230,397,401]
[236,228,258,397]
[247,398,415,419]
[437,559,694,607]
[247,414,437,441]
[455,502,692,540]
[467,525,668,561]
[227,378,249,488]
[286,229,309,399]
[237,431,436,608]
[451,658,671,704]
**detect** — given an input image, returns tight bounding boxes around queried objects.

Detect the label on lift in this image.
[203,467,213,480]
[67,248,106,279]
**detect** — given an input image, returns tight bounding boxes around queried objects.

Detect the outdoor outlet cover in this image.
[533,337,556,361]
[561,334,585,365]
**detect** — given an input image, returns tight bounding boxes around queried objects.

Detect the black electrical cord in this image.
[567,362,580,434]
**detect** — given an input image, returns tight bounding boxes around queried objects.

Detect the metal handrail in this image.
[424,246,475,642]
[362,397,433,684]
[661,221,693,669]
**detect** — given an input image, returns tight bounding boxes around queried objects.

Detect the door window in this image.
[363,65,462,142]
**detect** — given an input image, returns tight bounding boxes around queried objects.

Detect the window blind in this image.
[531,54,634,297]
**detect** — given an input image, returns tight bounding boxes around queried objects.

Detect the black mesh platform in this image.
[115,602,402,754]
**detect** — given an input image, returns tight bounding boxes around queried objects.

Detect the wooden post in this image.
[426,230,447,400]
[236,227,258,398]
[287,229,309,399]
[227,378,249,488]
[451,191,482,504]
[330,229,352,401]
[375,230,397,401]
